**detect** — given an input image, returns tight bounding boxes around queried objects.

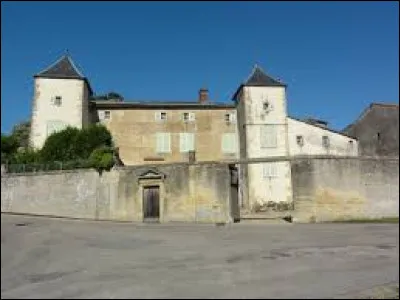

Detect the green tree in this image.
[11,120,31,149]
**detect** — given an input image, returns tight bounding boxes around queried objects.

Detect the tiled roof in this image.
[92,100,236,109]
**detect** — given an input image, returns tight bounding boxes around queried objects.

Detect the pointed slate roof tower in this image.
[34,55,85,79]
[34,55,93,94]
[232,64,286,100]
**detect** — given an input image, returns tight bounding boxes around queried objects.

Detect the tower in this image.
[233,65,292,212]
[30,55,93,149]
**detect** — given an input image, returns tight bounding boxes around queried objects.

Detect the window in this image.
[155,112,167,122]
[98,110,111,121]
[322,136,330,148]
[180,133,195,152]
[156,133,171,153]
[296,135,304,147]
[222,133,237,153]
[182,112,195,122]
[52,96,62,106]
[225,112,236,123]
[260,125,277,148]
[263,163,278,179]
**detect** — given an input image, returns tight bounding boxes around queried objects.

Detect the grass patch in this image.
[330,217,399,224]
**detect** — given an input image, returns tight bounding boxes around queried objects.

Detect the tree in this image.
[11,120,31,149]
[40,124,113,162]
[1,134,18,163]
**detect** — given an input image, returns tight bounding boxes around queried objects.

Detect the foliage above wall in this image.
[2,123,117,173]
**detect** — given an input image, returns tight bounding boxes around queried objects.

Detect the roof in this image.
[92,100,236,110]
[343,102,399,133]
[34,55,93,95]
[232,65,286,100]
[34,55,84,79]
[289,116,357,139]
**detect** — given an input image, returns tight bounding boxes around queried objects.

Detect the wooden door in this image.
[143,186,160,221]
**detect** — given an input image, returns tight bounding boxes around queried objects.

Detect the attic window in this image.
[104,111,111,120]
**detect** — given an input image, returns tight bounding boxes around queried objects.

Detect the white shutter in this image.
[222,133,236,153]
[164,133,171,152]
[156,133,163,153]
[180,133,187,152]
[180,133,195,152]
[263,163,278,178]
[260,125,277,148]
[189,112,196,122]
[229,112,237,123]
[188,133,195,151]
[98,111,105,120]
[155,112,161,121]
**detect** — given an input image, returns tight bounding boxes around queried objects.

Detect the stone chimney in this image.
[198,88,209,104]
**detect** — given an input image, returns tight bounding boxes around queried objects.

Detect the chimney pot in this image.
[198,88,209,104]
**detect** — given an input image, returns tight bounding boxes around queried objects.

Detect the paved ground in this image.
[1,214,399,299]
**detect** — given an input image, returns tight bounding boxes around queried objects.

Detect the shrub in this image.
[12,148,41,164]
[40,127,81,162]
[88,146,115,173]
[1,134,19,162]
[75,124,113,159]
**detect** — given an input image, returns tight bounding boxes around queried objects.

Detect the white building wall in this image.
[30,78,86,149]
[287,118,358,156]
[241,86,293,208]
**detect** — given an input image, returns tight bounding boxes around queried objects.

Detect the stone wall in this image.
[291,157,399,222]
[1,163,232,223]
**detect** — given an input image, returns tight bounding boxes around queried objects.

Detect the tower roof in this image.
[232,64,286,101]
[34,55,85,79]
[244,65,286,87]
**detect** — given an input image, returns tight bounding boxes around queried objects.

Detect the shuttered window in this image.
[156,133,171,153]
[260,125,277,148]
[180,133,195,152]
[262,163,278,178]
[222,133,237,153]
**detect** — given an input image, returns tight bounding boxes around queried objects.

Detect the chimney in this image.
[198,88,209,104]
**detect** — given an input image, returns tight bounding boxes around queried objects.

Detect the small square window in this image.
[104,111,111,120]
[296,135,304,146]
[160,112,167,120]
[183,112,190,121]
[322,136,330,148]
[225,113,231,122]
[53,96,62,106]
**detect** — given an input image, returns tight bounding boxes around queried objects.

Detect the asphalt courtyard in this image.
[1,214,399,299]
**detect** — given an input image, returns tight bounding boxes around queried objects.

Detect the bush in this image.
[40,127,81,162]
[12,148,41,164]
[88,146,115,173]
[75,124,113,159]
[1,134,19,163]
[40,124,113,163]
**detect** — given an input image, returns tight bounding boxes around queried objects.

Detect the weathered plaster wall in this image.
[1,163,232,223]
[291,157,399,222]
